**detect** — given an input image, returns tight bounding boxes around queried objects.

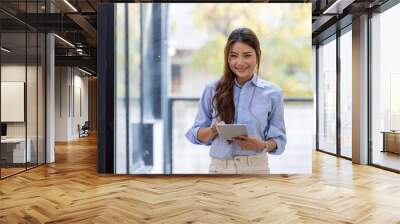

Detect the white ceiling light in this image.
[63,0,78,12]
[54,34,75,48]
[323,0,355,15]
[1,47,11,53]
[78,67,93,76]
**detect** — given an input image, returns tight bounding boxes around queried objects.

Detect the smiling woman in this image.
[185,28,286,174]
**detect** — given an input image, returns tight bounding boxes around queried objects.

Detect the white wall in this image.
[72,73,89,138]
[55,66,69,141]
[55,67,89,141]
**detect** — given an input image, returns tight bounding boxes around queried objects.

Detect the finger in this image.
[234,136,246,141]
[238,136,249,140]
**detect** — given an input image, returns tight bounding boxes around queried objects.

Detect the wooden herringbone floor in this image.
[1,134,400,224]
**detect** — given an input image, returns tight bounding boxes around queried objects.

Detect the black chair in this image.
[79,121,90,138]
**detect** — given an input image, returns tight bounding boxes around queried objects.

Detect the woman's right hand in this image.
[197,121,225,143]
[210,121,225,137]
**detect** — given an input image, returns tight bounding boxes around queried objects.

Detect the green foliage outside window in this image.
[188,4,312,97]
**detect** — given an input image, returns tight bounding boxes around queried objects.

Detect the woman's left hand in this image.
[233,136,265,151]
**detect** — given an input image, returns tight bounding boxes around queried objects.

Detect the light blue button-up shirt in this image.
[185,75,287,159]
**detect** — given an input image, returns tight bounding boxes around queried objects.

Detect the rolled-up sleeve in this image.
[185,83,214,146]
[264,90,286,155]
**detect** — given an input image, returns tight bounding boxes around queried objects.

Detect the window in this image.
[340,28,352,158]
[113,3,312,174]
[317,36,337,154]
[371,3,400,171]
[0,1,46,179]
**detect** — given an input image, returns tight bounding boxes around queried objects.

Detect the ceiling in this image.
[0,0,101,74]
[312,0,390,43]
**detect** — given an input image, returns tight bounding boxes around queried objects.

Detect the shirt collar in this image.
[234,74,266,89]
[233,78,243,88]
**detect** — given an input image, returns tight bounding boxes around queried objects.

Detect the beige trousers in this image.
[209,153,269,174]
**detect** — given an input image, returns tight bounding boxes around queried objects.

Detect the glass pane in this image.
[172,100,313,174]
[371,4,400,171]
[173,100,209,173]
[38,33,45,164]
[116,3,165,174]
[113,3,312,174]
[115,4,128,173]
[169,3,312,174]
[128,4,145,173]
[318,37,337,154]
[1,30,27,177]
[26,0,40,170]
[340,29,352,158]
[27,31,38,169]
[169,3,312,98]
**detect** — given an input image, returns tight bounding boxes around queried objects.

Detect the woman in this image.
[185,27,286,174]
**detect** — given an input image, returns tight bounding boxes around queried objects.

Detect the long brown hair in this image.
[212,28,261,123]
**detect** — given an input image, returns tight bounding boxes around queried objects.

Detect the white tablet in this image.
[216,124,248,141]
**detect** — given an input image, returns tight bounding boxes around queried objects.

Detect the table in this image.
[381,131,400,154]
[1,138,31,163]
